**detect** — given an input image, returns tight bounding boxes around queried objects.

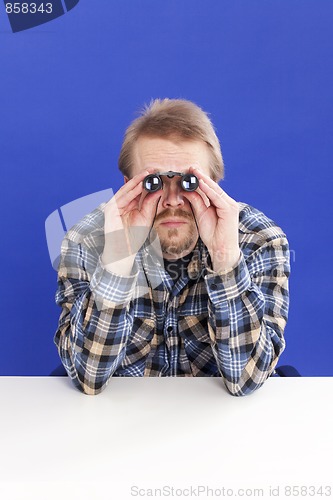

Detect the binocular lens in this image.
[181,174,199,192]
[143,174,162,192]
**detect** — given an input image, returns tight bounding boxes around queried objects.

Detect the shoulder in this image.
[63,203,106,247]
[58,204,106,278]
[237,202,288,251]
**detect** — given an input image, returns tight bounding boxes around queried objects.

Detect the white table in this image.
[0,377,332,500]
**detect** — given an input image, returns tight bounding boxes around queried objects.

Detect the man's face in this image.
[129,136,212,260]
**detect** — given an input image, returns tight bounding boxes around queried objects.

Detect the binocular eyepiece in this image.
[143,171,199,193]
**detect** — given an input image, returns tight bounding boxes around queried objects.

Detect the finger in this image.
[183,191,208,222]
[125,188,159,214]
[190,167,235,205]
[107,168,156,211]
[139,190,162,217]
[195,185,210,207]
[114,181,144,210]
[123,194,141,214]
[104,185,141,214]
[198,179,233,210]
[104,184,144,231]
[121,167,157,195]
[188,166,219,191]
[192,170,237,210]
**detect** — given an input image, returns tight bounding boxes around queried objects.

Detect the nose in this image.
[160,179,185,209]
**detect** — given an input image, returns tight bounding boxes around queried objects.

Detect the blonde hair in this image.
[118,98,224,181]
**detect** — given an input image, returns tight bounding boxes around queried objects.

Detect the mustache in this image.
[154,208,193,224]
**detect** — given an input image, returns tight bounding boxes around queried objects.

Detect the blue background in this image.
[0,0,332,376]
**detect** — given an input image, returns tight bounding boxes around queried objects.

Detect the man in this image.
[54,98,290,396]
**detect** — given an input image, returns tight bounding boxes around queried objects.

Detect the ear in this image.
[124,176,129,184]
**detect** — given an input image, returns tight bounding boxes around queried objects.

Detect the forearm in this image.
[206,240,290,396]
[208,290,286,396]
[55,252,138,395]
[55,291,133,395]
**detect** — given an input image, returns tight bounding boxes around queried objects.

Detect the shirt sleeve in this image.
[54,237,138,395]
[204,235,290,396]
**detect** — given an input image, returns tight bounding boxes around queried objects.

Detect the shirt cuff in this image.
[204,252,251,303]
[90,257,139,309]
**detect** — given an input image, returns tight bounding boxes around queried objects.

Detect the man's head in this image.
[119,98,224,182]
[118,99,224,260]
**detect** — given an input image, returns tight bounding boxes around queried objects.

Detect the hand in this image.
[183,167,240,272]
[101,168,161,274]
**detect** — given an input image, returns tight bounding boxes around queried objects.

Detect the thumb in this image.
[140,191,162,221]
[183,191,207,223]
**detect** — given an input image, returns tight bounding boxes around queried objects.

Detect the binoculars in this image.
[143,171,199,192]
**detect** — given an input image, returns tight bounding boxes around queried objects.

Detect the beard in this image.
[153,208,198,258]
[159,226,197,256]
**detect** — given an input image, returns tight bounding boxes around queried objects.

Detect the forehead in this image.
[132,136,211,177]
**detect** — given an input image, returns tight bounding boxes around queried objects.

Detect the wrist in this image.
[210,248,241,274]
[101,253,136,277]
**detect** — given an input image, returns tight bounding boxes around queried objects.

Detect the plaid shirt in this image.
[54,202,290,396]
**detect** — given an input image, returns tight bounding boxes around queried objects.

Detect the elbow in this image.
[77,379,109,396]
[223,376,267,397]
[69,372,109,396]
[225,383,264,397]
